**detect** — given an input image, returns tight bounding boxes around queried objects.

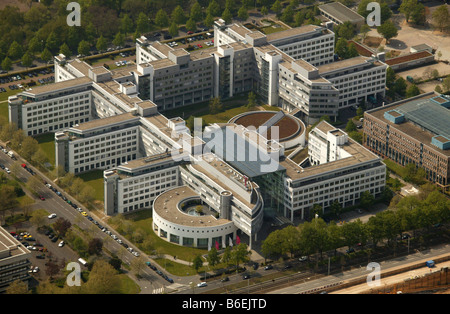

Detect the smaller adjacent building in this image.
[0,227,31,293]
[364,92,450,190]
[318,2,365,29]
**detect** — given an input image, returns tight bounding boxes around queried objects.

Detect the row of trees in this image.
[192,243,251,273]
[6,259,125,294]
[261,187,450,261]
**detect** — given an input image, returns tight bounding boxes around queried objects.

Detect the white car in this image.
[58,240,65,247]
[197,282,207,287]
[33,266,39,273]
[48,213,57,219]
[133,251,140,257]
[5,167,10,174]
[299,256,308,262]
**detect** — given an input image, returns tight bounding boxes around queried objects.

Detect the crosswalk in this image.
[152,287,164,294]
[152,283,186,294]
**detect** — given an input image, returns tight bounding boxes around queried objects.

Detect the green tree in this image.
[247,91,257,108]
[237,6,249,21]
[155,9,169,27]
[136,12,150,34]
[432,5,450,32]
[442,75,450,92]
[21,52,34,68]
[120,14,134,35]
[208,97,223,114]
[230,243,251,269]
[261,229,284,260]
[190,1,203,22]
[78,40,90,57]
[261,6,268,17]
[204,13,215,28]
[335,37,349,59]
[377,20,398,43]
[222,8,233,24]
[169,22,179,38]
[394,77,407,96]
[8,41,23,60]
[345,119,357,132]
[172,5,186,25]
[40,48,52,63]
[206,247,221,268]
[360,190,375,208]
[59,43,72,58]
[281,4,295,24]
[112,32,125,48]
[337,21,355,40]
[271,0,283,16]
[28,36,44,54]
[1,57,12,71]
[186,18,197,32]
[330,200,343,219]
[207,0,221,17]
[360,24,371,40]
[386,67,396,88]
[192,255,203,272]
[410,3,426,25]
[399,0,417,23]
[406,84,420,98]
[45,31,60,53]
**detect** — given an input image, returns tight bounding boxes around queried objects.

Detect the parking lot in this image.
[0,67,55,94]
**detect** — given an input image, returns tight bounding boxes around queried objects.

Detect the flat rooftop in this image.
[21,76,92,96]
[282,121,381,181]
[0,227,31,259]
[266,24,324,42]
[153,186,232,227]
[366,93,450,156]
[319,2,365,23]
[316,56,379,74]
[69,112,139,132]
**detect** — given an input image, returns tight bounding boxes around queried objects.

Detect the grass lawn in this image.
[35,132,56,167]
[260,25,288,34]
[290,147,309,164]
[0,101,9,120]
[383,159,408,178]
[163,94,249,120]
[200,105,258,125]
[18,194,35,207]
[117,273,141,294]
[108,210,208,262]
[76,170,104,202]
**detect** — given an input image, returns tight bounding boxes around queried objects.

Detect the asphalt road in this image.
[0,146,172,292]
[270,243,450,294]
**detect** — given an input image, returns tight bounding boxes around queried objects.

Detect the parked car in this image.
[197,282,207,287]
[48,213,56,219]
[58,240,65,247]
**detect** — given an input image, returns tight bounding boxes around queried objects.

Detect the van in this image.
[78,258,88,266]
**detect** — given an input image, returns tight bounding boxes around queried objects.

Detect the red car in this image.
[197,44,202,48]
[21,163,27,168]
[39,195,45,201]
[187,31,193,35]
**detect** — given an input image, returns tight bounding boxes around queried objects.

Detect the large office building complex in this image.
[364,92,450,190]
[0,227,31,293]
[6,18,387,247]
